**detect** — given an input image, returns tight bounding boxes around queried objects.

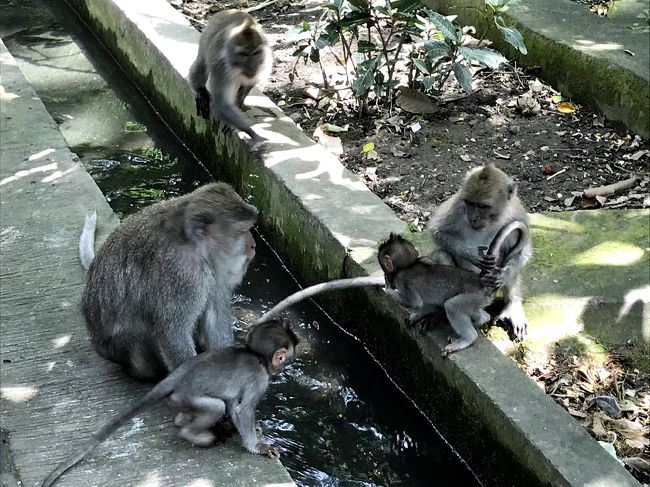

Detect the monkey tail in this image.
[41,366,185,487]
[255,275,386,324]
[79,211,97,270]
[486,219,529,261]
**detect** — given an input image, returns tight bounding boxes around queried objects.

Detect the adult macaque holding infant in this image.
[79,182,258,380]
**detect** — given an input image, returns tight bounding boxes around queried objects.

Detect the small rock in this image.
[516,94,541,116]
[529,79,544,92]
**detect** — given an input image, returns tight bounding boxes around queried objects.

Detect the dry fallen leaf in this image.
[592,413,611,440]
[557,101,577,113]
[568,408,588,418]
[397,87,437,114]
[365,166,378,188]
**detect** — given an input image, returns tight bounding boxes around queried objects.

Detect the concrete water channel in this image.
[0,0,479,484]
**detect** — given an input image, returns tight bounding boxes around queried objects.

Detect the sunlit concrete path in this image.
[0,40,294,487]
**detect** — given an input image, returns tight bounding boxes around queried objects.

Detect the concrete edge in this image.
[496,0,649,137]
[58,0,640,485]
[0,38,296,486]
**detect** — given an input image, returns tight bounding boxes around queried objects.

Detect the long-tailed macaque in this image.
[255,224,527,355]
[189,10,272,148]
[41,320,298,487]
[79,183,258,380]
[378,233,506,355]
[428,163,532,339]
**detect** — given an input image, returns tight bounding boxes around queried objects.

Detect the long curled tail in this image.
[40,360,192,487]
[478,219,529,293]
[79,211,97,270]
[255,275,386,325]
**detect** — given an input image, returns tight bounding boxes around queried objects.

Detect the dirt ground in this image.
[173,0,648,230]
[170,0,649,481]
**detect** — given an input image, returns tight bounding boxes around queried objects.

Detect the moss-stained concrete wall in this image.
[489,0,649,137]
[60,0,640,485]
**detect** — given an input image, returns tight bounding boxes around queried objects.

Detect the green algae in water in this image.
[83,148,205,216]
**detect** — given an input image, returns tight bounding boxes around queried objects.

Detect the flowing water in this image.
[0,1,481,485]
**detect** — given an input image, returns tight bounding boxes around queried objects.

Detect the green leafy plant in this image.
[410,10,509,95]
[285,0,527,107]
[484,0,527,54]
[286,0,421,110]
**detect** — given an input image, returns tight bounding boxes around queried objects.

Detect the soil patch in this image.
[174,0,648,230]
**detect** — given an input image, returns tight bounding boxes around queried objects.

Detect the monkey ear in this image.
[382,255,393,273]
[506,182,516,199]
[272,347,288,368]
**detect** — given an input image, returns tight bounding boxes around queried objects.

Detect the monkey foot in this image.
[498,303,528,340]
[174,412,193,428]
[195,87,210,119]
[181,428,217,447]
[442,338,475,357]
[257,442,280,459]
[250,136,267,154]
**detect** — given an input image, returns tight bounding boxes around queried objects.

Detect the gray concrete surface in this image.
[55,0,644,485]
[0,40,294,487]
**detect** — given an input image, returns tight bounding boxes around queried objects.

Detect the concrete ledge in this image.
[0,40,294,486]
[495,0,649,137]
[58,0,639,485]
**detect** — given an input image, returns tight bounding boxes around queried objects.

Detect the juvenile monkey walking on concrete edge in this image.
[428,163,532,340]
[189,9,272,149]
[41,320,298,487]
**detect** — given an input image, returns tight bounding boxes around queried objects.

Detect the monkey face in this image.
[464,200,492,230]
[229,28,267,79]
[378,233,419,273]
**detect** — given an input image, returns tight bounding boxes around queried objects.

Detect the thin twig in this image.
[583,175,637,198]
[178,10,205,26]
[244,0,280,13]
[546,168,567,180]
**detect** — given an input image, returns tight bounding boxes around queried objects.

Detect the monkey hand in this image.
[480,267,502,291]
[257,441,280,459]
[476,252,497,272]
[195,87,211,119]
[250,134,268,154]
[498,301,527,341]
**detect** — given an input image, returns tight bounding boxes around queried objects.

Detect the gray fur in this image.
[81,183,258,380]
[255,275,386,325]
[188,9,272,148]
[427,164,532,339]
[41,321,297,487]
[378,233,498,356]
